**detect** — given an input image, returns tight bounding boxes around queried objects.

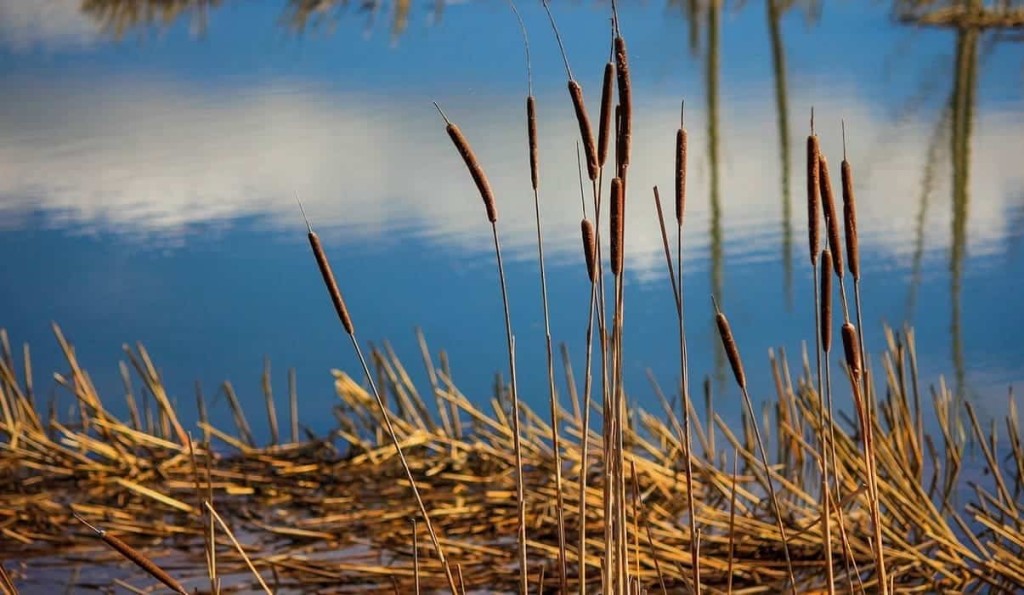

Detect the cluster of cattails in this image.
[805,114,886,594]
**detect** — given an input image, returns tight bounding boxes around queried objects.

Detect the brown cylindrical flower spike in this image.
[807,134,821,266]
[597,62,614,168]
[821,249,833,352]
[713,297,746,390]
[581,218,597,283]
[842,322,861,378]
[610,177,625,276]
[569,81,598,181]
[842,157,860,281]
[818,155,844,278]
[527,96,539,191]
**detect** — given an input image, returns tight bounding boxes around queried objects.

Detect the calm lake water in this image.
[0,0,1021,442]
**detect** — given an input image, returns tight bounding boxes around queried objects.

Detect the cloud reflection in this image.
[0,76,1021,277]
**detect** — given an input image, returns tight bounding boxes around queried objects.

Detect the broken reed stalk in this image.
[289,367,298,443]
[507,3,566,588]
[674,102,700,594]
[577,217,598,595]
[841,323,888,593]
[262,358,278,446]
[413,519,420,595]
[434,106,527,595]
[299,202,458,595]
[818,248,836,594]
[72,512,189,595]
[652,187,680,311]
[631,460,668,595]
[712,298,797,592]
[203,501,272,595]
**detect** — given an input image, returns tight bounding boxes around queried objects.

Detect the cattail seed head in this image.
[568,80,598,181]
[444,122,497,223]
[74,514,189,595]
[308,231,355,335]
[818,155,844,278]
[581,218,597,283]
[611,177,625,276]
[527,96,539,191]
[597,62,614,167]
[713,301,746,390]
[841,322,861,378]
[842,158,860,280]
[675,127,687,228]
[807,135,821,265]
[614,36,632,176]
[820,249,833,352]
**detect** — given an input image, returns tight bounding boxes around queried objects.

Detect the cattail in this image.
[569,81,599,181]
[611,177,625,276]
[675,123,687,227]
[821,249,833,352]
[597,62,615,167]
[438,108,498,223]
[527,96,539,191]
[818,155,844,278]
[308,230,355,336]
[614,36,632,175]
[713,301,746,390]
[842,157,860,281]
[581,219,597,283]
[807,135,821,265]
[842,322,861,378]
[74,514,188,595]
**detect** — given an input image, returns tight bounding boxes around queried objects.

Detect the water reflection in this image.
[897,2,1022,398]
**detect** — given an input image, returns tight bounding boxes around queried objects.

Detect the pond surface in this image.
[0,0,1022,440]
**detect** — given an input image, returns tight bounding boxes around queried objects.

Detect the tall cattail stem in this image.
[300,206,459,595]
[712,298,797,591]
[818,250,836,594]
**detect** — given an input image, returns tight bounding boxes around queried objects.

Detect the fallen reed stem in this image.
[203,501,272,595]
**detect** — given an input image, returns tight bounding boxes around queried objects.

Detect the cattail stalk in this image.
[577,218,599,595]
[508,3,566,587]
[434,107,526,595]
[712,298,797,591]
[671,102,700,592]
[819,249,836,594]
[73,512,189,595]
[842,322,888,593]
[300,202,458,594]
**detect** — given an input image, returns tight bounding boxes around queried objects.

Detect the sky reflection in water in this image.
[0,0,1021,439]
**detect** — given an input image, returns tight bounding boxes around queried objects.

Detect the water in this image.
[0,0,1022,443]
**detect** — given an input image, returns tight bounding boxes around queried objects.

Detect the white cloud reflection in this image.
[0,0,98,52]
[0,76,1021,276]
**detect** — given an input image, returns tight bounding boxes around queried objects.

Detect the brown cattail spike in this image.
[73,512,189,595]
[841,124,860,280]
[527,96,539,191]
[818,155,844,278]
[614,36,632,176]
[821,249,833,352]
[581,218,597,283]
[597,62,614,168]
[712,297,746,390]
[807,133,821,266]
[568,81,599,181]
[308,230,355,335]
[841,322,861,378]
[437,108,498,223]
[611,177,625,276]
[675,115,688,228]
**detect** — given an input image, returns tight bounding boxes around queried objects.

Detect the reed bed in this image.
[4,4,1024,594]
[0,322,1021,592]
